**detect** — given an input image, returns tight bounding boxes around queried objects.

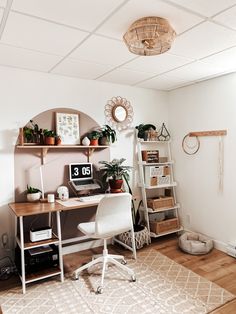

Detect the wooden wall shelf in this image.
[16,145,109,164]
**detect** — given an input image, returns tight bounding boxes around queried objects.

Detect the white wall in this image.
[168,73,236,250]
[0,65,168,257]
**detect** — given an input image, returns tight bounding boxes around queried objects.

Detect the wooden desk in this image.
[8,199,100,294]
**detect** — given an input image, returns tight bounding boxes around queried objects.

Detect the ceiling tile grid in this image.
[51,57,114,80]
[0,0,235,90]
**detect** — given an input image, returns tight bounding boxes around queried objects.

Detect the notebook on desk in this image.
[69,162,100,192]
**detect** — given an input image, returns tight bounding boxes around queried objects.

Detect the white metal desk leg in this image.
[56,211,64,282]
[19,216,26,294]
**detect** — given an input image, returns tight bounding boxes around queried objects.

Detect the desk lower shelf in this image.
[16,233,59,250]
[19,266,62,284]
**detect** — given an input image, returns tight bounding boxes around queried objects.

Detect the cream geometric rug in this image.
[0,249,235,313]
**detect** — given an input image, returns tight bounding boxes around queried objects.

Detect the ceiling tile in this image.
[123,53,192,74]
[169,0,236,17]
[201,47,236,72]
[0,0,7,8]
[163,61,224,81]
[1,12,88,55]
[137,72,190,90]
[52,58,113,80]
[0,7,3,21]
[213,5,236,30]
[70,35,135,66]
[97,68,154,85]
[0,43,62,71]
[171,21,236,59]
[97,0,203,40]
[11,0,124,31]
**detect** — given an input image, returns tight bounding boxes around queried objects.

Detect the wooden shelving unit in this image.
[137,138,182,240]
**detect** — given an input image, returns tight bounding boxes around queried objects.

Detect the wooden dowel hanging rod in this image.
[189,130,227,137]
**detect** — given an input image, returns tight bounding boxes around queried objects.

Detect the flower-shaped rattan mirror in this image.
[104,96,133,131]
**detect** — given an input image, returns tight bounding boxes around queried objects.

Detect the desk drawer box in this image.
[147,197,174,210]
[150,218,179,234]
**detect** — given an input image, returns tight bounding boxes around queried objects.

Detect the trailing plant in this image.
[23,120,42,142]
[100,124,117,143]
[135,123,156,139]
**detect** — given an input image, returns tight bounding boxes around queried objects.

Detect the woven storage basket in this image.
[150,218,179,234]
[147,196,174,210]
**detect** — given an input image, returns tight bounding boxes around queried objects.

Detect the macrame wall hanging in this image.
[182,130,227,193]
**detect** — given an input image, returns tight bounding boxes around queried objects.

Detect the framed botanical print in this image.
[56,113,80,145]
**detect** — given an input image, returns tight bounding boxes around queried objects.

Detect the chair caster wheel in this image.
[73,273,79,281]
[121,259,127,265]
[96,286,103,294]
[131,275,136,282]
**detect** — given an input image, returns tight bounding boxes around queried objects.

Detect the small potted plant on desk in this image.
[43,129,56,145]
[26,185,41,202]
[99,124,117,146]
[99,158,131,193]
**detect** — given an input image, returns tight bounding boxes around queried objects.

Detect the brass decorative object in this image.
[123,16,176,56]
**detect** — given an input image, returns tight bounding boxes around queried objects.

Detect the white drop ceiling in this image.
[0,0,236,91]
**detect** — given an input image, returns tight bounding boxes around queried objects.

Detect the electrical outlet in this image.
[186,214,191,224]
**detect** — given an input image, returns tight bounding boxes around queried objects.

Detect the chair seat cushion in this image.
[178,232,213,255]
[78,222,95,236]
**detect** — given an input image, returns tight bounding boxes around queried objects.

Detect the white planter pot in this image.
[27,192,41,202]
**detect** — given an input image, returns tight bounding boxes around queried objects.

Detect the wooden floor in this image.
[1,235,236,313]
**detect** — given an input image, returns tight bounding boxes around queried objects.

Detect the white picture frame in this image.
[56,113,80,145]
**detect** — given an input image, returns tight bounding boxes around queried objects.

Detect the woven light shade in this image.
[123,16,176,56]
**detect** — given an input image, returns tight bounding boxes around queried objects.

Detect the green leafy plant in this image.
[100,124,117,143]
[23,120,41,142]
[135,124,156,139]
[43,129,56,137]
[26,185,41,194]
[99,158,131,181]
[88,130,102,140]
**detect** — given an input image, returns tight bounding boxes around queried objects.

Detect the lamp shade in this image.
[123,16,176,56]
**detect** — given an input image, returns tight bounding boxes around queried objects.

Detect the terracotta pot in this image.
[90,139,99,146]
[109,179,123,193]
[99,137,109,146]
[55,137,62,145]
[44,136,55,145]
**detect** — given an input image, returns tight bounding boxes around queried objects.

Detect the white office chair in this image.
[73,193,136,294]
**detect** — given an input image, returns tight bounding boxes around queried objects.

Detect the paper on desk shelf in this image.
[56,198,81,207]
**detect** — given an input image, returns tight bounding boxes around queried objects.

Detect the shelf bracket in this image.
[41,148,49,165]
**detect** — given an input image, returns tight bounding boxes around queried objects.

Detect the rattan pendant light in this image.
[123,16,176,56]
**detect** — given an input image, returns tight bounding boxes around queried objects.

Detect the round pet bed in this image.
[178,232,213,255]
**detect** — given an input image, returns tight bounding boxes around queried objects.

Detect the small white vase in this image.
[27,192,41,202]
[82,136,90,146]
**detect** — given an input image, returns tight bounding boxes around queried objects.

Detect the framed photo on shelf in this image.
[56,112,80,145]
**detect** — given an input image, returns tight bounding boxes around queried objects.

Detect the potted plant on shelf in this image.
[88,130,102,146]
[99,124,117,145]
[23,120,43,144]
[43,129,56,145]
[99,158,132,193]
[135,124,156,140]
[26,185,41,202]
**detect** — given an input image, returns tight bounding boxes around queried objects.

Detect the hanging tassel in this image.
[218,136,224,193]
